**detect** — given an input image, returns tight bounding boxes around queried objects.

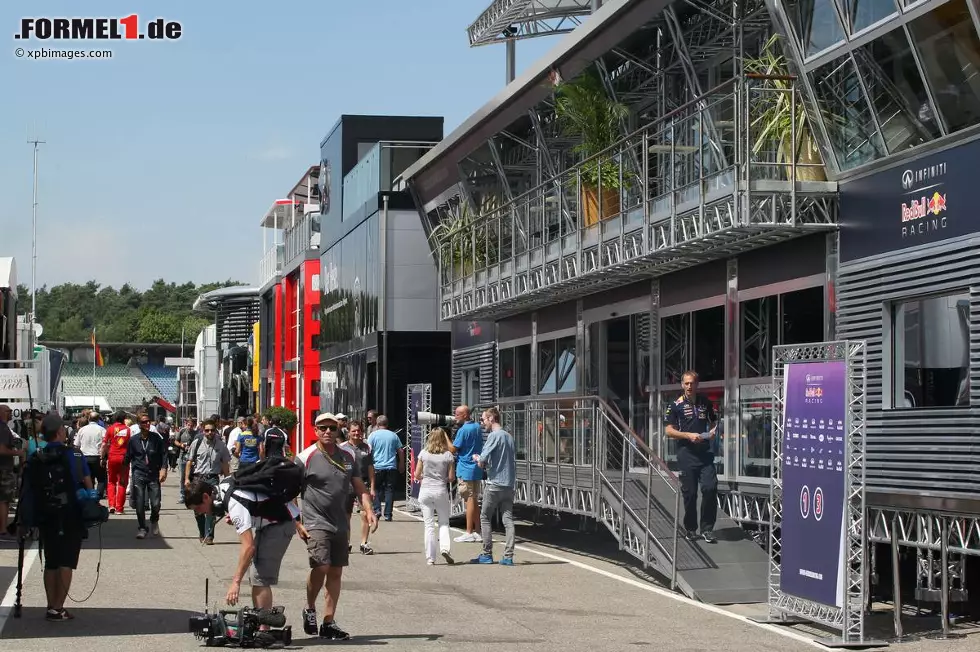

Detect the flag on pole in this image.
[91,329,104,367]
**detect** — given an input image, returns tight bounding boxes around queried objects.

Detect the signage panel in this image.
[407,384,424,501]
[840,138,980,262]
[779,360,848,607]
[451,320,495,349]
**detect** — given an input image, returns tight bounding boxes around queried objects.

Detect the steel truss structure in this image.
[765,340,872,646]
[404,383,431,513]
[467,0,593,47]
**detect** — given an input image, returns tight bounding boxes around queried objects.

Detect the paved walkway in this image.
[0,482,976,651]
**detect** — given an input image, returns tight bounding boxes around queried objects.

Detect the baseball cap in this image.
[41,411,65,436]
[335,413,348,421]
[315,412,338,426]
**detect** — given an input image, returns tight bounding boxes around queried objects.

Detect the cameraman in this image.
[16,413,95,621]
[184,478,304,623]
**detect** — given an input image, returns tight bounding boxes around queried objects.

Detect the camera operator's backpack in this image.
[221,457,304,522]
[29,446,84,528]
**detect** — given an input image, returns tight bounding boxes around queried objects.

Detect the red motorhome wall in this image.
[302,259,321,450]
[283,272,298,414]
[272,284,283,406]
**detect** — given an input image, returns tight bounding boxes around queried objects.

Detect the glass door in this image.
[592,314,651,471]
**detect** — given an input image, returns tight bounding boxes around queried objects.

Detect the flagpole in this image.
[92,326,97,412]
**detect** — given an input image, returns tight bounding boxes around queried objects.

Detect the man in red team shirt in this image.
[102,411,132,514]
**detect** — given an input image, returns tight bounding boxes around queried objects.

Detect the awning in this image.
[153,396,177,413]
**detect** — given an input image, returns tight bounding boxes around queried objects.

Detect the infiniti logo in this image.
[902,169,914,190]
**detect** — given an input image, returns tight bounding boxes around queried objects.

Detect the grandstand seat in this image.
[61,363,157,412]
[140,364,179,403]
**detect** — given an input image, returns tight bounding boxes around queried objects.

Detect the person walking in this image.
[413,427,456,565]
[470,407,517,566]
[365,415,402,522]
[183,418,231,544]
[123,413,168,539]
[297,412,376,640]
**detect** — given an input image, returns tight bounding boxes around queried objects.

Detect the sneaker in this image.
[453,533,471,543]
[109,508,116,514]
[441,550,455,565]
[360,544,374,555]
[685,529,698,541]
[45,608,74,621]
[203,537,214,545]
[500,557,515,566]
[701,531,717,544]
[302,608,318,635]
[136,529,146,539]
[427,560,435,566]
[470,553,494,564]
[319,620,350,640]
[150,523,160,537]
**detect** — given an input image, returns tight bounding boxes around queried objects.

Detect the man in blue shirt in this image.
[470,406,516,566]
[449,405,483,543]
[366,414,403,522]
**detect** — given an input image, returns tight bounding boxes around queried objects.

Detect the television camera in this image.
[416,411,455,428]
[188,580,292,648]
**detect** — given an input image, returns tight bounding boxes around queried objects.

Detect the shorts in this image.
[0,469,17,503]
[250,520,295,586]
[458,479,482,500]
[39,526,84,571]
[307,529,350,569]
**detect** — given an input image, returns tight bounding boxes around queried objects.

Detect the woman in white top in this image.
[412,427,456,565]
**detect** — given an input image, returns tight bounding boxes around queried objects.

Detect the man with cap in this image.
[334,414,349,443]
[17,412,95,621]
[296,412,376,640]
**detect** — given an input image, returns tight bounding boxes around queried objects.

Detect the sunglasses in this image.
[203,428,214,433]
[316,424,337,431]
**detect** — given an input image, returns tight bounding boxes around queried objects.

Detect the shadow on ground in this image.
[1,606,199,638]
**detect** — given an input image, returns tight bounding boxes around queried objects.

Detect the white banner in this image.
[0,368,37,403]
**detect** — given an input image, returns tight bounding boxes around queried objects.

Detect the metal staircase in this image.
[507,396,770,604]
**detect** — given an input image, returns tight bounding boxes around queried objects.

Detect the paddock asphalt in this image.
[0,482,976,651]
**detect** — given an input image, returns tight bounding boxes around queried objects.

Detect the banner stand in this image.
[753,340,887,649]
[404,383,431,513]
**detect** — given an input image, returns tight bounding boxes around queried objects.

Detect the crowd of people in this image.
[0,401,517,644]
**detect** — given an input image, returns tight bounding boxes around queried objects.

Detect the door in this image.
[594,314,652,471]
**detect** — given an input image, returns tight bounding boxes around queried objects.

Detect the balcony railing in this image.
[342,141,437,221]
[259,243,283,287]
[434,75,839,321]
[282,214,318,263]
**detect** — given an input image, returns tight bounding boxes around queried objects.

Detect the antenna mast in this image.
[28,137,45,329]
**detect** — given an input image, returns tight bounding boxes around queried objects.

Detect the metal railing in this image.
[436,74,834,317]
[342,141,438,221]
[258,244,284,286]
[496,394,684,589]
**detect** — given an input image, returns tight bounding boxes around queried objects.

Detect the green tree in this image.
[15,279,246,343]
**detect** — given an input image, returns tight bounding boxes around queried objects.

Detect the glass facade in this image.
[320,212,380,346]
[772,0,980,171]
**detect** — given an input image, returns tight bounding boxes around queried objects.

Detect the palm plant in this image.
[742,34,828,181]
[555,68,630,224]
[427,200,496,279]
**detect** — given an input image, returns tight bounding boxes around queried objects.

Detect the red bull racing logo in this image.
[901,191,947,222]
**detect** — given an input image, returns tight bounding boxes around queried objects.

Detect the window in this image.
[810,54,886,170]
[782,286,825,345]
[908,0,980,133]
[893,292,970,408]
[539,336,576,394]
[498,344,531,398]
[693,306,725,382]
[311,379,321,396]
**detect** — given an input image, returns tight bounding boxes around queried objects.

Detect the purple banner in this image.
[779,360,848,608]
[407,386,424,500]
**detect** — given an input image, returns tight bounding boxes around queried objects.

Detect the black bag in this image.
[221,457,304,522]
[29,446,84,530]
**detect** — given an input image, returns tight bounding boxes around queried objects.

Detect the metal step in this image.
[599,469,769,605]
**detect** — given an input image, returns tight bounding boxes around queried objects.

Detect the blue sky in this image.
[0,1,560,290]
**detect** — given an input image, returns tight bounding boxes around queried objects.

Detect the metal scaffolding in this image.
[467,0,594,46]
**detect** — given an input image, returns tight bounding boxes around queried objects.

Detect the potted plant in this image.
[742,34,828,182]
[427,200,496,280]
[554,68,630,225]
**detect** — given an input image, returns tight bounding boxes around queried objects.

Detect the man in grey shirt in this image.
[470,406,516,566]
[296,412,375,641]
[183,418,231,544]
